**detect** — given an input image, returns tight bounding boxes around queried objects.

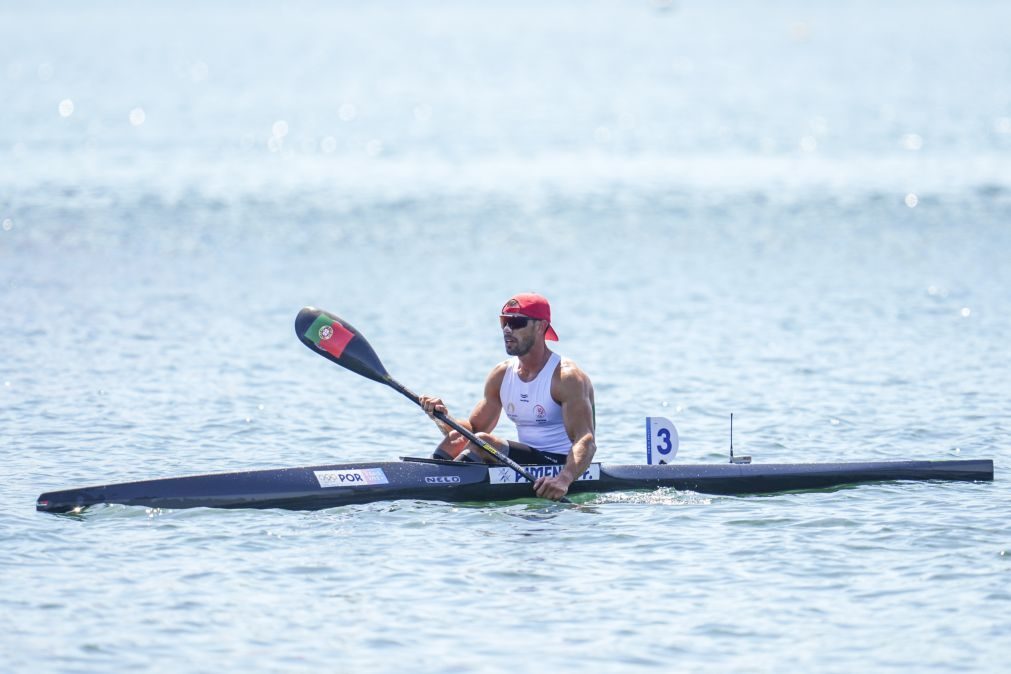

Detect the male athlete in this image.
[419,293,596,501]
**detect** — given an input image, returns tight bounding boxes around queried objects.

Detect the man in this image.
[419,293,596,501]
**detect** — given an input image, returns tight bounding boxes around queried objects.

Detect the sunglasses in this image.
[500,315,537,330]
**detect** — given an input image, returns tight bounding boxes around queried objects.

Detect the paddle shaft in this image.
[384,377,573,501]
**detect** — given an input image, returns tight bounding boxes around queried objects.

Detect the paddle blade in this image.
[295,307,391,385]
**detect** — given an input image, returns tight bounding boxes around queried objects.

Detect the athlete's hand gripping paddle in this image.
[295,306,572,503]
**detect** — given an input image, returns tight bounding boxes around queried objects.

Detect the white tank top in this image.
[499,352,571,455]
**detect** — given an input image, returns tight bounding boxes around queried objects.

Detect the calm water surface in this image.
[2,1,1010,672]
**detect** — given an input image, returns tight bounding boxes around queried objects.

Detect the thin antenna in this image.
[729,412,751,464]
[729,413,734,463]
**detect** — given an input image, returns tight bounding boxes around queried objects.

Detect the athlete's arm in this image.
[419,362,507,437]
[534,363,596,500]
[467,362,506,433]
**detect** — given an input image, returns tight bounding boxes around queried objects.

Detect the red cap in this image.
[501,293,559,341]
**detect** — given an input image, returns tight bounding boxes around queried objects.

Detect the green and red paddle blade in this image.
[295,307,391,385]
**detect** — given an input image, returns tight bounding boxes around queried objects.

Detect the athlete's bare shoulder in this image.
[485,359,511,389]
[556,356,591,381]
[552,356,593,399]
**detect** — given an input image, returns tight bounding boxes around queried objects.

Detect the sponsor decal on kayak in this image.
[314,468,389,488]
[488,464,600,485]
[425,475,462,484]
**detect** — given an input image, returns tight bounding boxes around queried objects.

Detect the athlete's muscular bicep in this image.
[557,364,596,457]
[468,362,507,434]
[561,388,595,448]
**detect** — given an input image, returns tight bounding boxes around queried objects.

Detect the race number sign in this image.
[646,416,679,465]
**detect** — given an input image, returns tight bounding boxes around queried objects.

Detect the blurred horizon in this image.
[4,0,1011,222]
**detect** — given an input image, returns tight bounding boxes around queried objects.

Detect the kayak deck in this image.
[35,458,994,513]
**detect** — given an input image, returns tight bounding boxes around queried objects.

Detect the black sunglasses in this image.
[500,315,536,330]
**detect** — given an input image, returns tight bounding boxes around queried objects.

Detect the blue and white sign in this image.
[646,416,679,464]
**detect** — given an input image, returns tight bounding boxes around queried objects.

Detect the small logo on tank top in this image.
[507,402,516,418]
[534,404,546,420]
[520,393,529,402]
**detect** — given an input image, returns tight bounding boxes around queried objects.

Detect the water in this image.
[2,1,1010,672]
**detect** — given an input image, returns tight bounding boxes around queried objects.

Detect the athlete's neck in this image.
[516,343,552,382]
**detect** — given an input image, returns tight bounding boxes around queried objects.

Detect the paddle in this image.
[295,306,572,503]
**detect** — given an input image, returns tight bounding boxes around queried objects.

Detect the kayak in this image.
[35,457,993,513]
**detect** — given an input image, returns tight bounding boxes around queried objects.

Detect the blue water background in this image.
[2,1,1010,672]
